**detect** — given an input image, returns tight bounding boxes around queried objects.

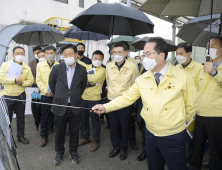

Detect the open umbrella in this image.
[64,25,110,55]
[12,24,64,46]
[177,14,222,48]
[107,36,140,52]
[131,36,176,51]
[70,3,154,36]
[139,0,222,61]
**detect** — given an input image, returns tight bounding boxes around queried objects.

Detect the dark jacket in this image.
[49,62,87,116]
[28,59,38,85]
[80,56,92,65]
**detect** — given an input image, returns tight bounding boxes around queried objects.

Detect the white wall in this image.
[0,0,111,65]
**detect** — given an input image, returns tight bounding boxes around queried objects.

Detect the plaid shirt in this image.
[211,60,222,76]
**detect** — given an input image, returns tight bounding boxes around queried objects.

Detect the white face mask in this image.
[92,60,102,67]
[34,54,38,59]
[142,55,160,71]
[15,55,25,63]
[136,60,140,64]
[206,48,222,60]
[64,57,75,66]
[176,55,187,64]
[46,54,55,61]
[39,58,46,63]
[60,55,64,60]
[114,55,124,62]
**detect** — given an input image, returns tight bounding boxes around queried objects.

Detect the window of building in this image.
[79,0,84,8]
[54,0,68,4]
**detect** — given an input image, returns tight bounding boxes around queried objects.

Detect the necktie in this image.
[155,73,161,86]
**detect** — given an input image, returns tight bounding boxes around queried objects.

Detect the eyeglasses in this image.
[63,53,75,57]
[144,52,157,58]
[14,53,25,56]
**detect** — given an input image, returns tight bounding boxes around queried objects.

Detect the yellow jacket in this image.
[36,60,59,96]
[106,59,138,100]
[78,60,106,101]
[104,62,197,136]
[176,59,203,87]
[0,60,34,96]
[197,62,222,117]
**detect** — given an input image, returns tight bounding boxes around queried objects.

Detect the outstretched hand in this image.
[91,104,106,114]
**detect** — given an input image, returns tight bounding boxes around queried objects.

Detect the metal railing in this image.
[45,17,83,43]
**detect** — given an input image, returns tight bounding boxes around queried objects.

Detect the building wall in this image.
[0,0,110,65]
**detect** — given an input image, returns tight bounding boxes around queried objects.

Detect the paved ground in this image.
[11,115,209,170]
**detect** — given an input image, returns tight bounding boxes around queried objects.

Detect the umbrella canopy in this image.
[131,36,176,52]
[70,3,154,36]
[64,25,110,41]
[12,24,64,46]
[176,14,222,48]
[139,0,222,17]
[107,36,140,52]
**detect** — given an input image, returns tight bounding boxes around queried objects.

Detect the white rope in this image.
[0,97,92,110]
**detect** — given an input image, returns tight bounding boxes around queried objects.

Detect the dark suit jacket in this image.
[49,62,87,116]
[28,59,38,85]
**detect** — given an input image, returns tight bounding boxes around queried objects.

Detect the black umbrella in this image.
[64,25,110,55]
[131,36,176,52]
[31,92,41,130]
[177,14,222,48]
[70,3,154,36]
[12,24,64,46]
[139,0,222,61]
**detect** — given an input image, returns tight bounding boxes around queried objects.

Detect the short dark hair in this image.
[176,43,192,53]
[13,46,25,54]
[61,44,77,53]
[44,45,56,52]
[76,43,85,50]
[121,41,129,50]
[134,56,141,59]
[113,41,128,51]
[145,37,168,60]
[37,50,45,56]
[210,36,222,47]
[33,46,42,53]
[92,50,104,59]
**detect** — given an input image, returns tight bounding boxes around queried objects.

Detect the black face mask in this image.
[78,50,84,56]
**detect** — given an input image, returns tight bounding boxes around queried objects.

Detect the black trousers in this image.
[140,119,146,151]
[54,105,81,155]
[108,105,131,151]
[145,128,187,170]
[5,92,26,138]
[129,115,136,143]
[81,100,101,142]
[40,96,53,138]
[189,115,222,170]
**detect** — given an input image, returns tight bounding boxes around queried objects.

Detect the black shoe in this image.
[109,149,120,158]
[202,161,210,169]
[137,150,147,161]
[120,150,127,160]
[70,152,80,164]
[18,137,29,144]
[54,154,63,166]
[129,141,138,150]
[48,128,54,134]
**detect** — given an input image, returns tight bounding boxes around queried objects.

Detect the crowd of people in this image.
[0,36,221,170]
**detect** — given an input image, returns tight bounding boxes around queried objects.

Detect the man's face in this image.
[13,48,25,60]
[135,56,141,61]
[143,42,164,64]
[45,49,56,56]
[206,39,222,57]
[113,47,128,58]
[176,47,191,58]
[38,52,45,59]
[92,54,104,62]
[63,48,78,60]
[34,50,40,56]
